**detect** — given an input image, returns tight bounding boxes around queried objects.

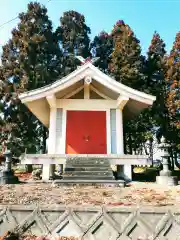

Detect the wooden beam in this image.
[90,85,111,100]
[84,76,91,99]
[117,95,129,110]
[56,99,117,110]
[84,84,90,99]
[46,94,56,108]
[64,85,84,99]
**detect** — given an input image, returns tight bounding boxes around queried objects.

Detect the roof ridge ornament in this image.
[75,56,100,65]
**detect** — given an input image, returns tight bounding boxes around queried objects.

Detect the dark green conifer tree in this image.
[90,31,113,73]
[110,20,146,90]
[56,10,91,76]
[0,2,62,156]
[166,32,180,154]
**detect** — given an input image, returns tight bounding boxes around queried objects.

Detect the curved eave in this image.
[19,63,90,103]
[19,62,156,106]
[89,64,156,106]
[19,62,156,125]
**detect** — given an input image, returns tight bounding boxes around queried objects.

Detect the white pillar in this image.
[106,110,111,154]
[116,109,124,154]
[61,109,67,154]
[42,107,57,180]
[116,108,132,181]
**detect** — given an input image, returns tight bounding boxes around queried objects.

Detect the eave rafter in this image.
[90,85,111,100]
[64,85,84,99]
[46,94,56,108]
[117,95,129,110]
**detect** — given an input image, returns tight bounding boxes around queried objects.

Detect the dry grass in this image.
[0,182,180,206]
[0,233,80,240]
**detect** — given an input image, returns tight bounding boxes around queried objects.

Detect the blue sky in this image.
[0,0,179,56]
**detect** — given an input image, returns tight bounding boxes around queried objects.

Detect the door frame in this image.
[60,108,111,154]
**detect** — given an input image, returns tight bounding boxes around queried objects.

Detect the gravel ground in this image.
[0,182,180,206]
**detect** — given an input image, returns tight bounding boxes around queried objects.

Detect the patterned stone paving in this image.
[0,205,180,239]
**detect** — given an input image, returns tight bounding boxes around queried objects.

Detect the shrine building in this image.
[19,60,156,181]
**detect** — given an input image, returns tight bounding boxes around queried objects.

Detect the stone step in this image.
[66,163,110,168]
[64,157,114,181]
[65,167,112,172]
[53,179,125,187]
[65,171,113,176]
[67,159,110,164]
[63,175,114,180]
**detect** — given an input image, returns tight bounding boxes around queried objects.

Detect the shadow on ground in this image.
[131,167,180,183]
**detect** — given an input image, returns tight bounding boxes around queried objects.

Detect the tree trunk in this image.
[25,164,33,173]
[128,134,133,154]
[143,142,148,155]
[42,126,47,153]
[174,150,180,169]
[124,131,127,154]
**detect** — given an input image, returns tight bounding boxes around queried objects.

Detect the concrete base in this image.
[117,165,132,182]
[156,176,178,186]
[25,179,125,187]
[0,170,19,184]
[42,164,55,180]
[53,179,125,187]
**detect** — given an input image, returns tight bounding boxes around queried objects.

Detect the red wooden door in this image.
[66,111,107,154]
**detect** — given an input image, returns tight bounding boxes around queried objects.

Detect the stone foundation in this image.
[156,175,178,186]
